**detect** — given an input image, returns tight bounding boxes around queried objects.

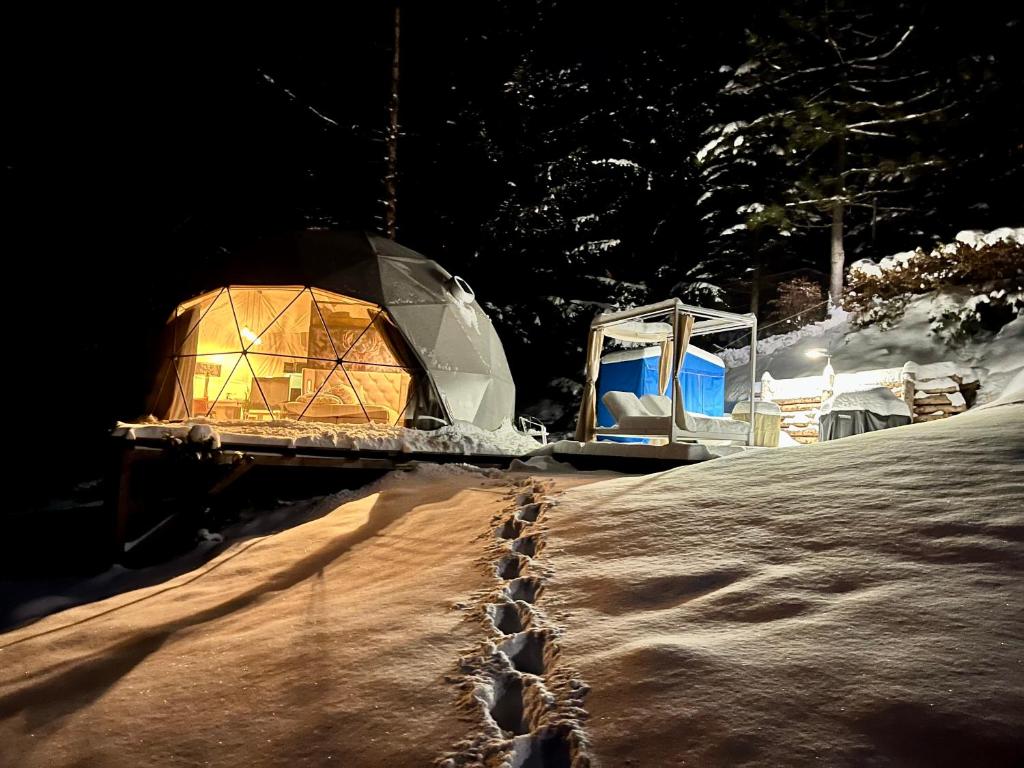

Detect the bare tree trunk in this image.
[830,201,845,305]
[829,133,846,306]
[870,194,878,245]
[384,5,400,240]
[750,263,761,317]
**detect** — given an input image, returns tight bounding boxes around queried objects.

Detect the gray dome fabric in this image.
[230,230,516,430]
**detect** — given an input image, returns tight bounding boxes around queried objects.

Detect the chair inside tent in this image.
[149,286,424,425]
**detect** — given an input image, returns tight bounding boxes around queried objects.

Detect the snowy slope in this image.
[3,401,1021,766]
[545,401,1024,766]
[0,467,607,768]
[724,292,1024,406]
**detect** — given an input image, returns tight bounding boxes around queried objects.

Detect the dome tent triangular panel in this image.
[181,290,239,356]
[435,309,495,375]
[173,288,224,350]
[377,258,447,306]
[146,231,516,431]
[429,371,493,426]
[481,314,516,383]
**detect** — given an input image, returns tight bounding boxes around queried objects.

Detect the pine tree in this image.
[409,1,734,427]
[697,1,958,305]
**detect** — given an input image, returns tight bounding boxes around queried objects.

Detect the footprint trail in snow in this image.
[436,478,590,768]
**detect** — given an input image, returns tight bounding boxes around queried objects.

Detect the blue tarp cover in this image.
[597,346,726,438]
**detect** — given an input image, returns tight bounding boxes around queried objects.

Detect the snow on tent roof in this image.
[603,321,673,343]
[601,344,725,368]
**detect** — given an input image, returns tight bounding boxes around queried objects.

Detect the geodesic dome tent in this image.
[147,231,516,430]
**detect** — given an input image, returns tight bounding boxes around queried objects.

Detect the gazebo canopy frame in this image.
[575,299,758,446]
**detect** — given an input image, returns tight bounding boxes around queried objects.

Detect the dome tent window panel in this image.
[228,286,312,358]
[288,363,412,425]
[175,287,223,317]
[341,361,413,426]
[340,314,407,368]
[173,288,223,350]
[309,296,378,362]
[188,290,242,356]
[155,284,427,424]
[183,353,247,419]
[151,306,204,418]
[172,355,198,416]
[290,365,371,424]
[148,356,191,420]
[246,354,336,421]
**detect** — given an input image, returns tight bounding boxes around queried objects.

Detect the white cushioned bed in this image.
[600,391,750,439]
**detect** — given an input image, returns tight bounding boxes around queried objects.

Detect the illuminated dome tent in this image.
[147,231,515,430]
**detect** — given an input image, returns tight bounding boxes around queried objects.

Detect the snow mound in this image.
[819,387,911,417]
[186,423,220,449]
[776,429,800,447]
[916,375,960,393]
[547,403,1024,765]
[115,417,541,456]
[509,455,578,473]
[954,227,1024,248]
[904,360,977,384]
[849,226,1024,277]
[978,369,1024,410]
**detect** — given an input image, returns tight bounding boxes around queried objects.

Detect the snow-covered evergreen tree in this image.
[425,1,731,428]
[697,1,961,305]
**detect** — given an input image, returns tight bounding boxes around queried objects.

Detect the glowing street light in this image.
[806,347,835,396]
[805,347,832,363]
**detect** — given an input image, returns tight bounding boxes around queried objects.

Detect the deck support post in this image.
[748,315,758,446]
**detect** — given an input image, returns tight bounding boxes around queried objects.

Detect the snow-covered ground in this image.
[0,466,607,767]
[0,488,369,631]
[723,292,1024,407]
[545,398,1024,766]
[3,383,1021,766]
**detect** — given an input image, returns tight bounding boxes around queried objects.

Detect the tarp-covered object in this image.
[147,231,515,430]
[596,345,726,438]
[818,387,912,441]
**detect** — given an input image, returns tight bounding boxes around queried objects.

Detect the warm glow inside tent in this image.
[149,285,419,425]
